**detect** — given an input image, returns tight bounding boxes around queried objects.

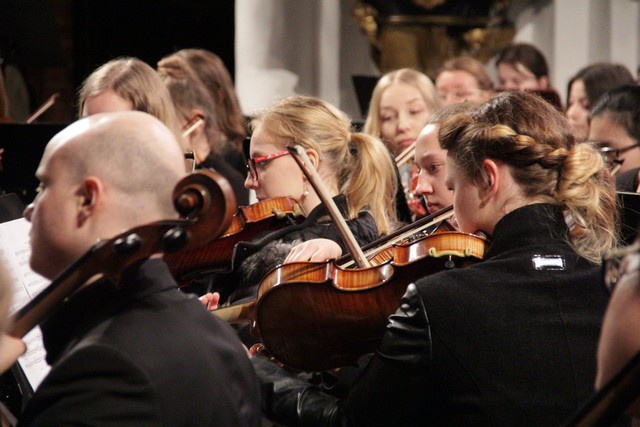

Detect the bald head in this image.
[26,112,187,278]
[44,111,185,219]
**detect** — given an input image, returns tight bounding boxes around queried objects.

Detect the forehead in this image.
[569,79,586,98]
[436,71,478,89]
[249,124,283,153]
[498,62,534,78]
[36,143,70,182]
[416,124,441,154]
[589,115,633,143]
[380,83,425,106]
[445,154,464,175]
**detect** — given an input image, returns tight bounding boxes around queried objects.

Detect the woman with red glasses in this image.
[203,95,399,326]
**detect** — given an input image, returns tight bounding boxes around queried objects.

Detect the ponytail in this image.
[342,132,398,235]
[556,143,618,264]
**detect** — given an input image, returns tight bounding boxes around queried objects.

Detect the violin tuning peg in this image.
[162,226,189,253]
[113,234,142,255]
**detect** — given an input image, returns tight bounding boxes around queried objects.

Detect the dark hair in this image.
[567,63,634,109]
[590,85,640,143]
[436,56,494,91]
[496,43,549,79]
[173,49,246,149]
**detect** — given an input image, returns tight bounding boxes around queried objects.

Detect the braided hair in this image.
[440,91,618,263]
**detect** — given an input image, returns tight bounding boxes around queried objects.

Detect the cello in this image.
[214,146,489,371]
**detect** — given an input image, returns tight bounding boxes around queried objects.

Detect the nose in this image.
[566,103,579,120]
[413,171,433,196]
[244,173,257,190]
[24,203,34,222]
[397,113,412,133]
[441,94,458,106]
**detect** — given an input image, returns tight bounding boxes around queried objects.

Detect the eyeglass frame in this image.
[602,241,640,295]
[243,137,290,181]
[597,142,640,163]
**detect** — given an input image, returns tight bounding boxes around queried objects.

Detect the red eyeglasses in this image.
[243,137,290,181]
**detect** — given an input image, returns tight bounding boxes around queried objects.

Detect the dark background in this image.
[0,0,235,122]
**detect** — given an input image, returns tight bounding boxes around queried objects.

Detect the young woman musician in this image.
[252,90,618,426]
[208,95,398,310]
[157,52,249,205]
[77,57,181,138]
[363,68,440,220]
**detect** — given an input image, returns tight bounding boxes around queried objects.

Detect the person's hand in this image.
[199,292,221,311]
[0,334,26,373]
[284,239,342,263]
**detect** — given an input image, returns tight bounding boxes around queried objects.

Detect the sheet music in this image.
[0,218,50,390]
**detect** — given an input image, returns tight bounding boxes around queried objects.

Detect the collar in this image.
[484,203,569,260]
[41,258,176,364]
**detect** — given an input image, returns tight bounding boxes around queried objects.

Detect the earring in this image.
[302,182,309,198]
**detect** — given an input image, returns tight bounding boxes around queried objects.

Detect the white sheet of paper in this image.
[0,218,51,390]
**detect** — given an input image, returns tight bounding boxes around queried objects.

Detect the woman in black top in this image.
[252,90,618,426]
[204,95,399,310]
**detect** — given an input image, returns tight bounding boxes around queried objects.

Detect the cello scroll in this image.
[9,169,235,339]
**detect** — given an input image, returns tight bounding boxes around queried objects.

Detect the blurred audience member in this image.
[566,63,634,141]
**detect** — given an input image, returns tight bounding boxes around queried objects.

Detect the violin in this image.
[339,205,456,268]
[252,230,487,371]
[164,197,306,286]
[9,170,235,339]
[213,146,489,371]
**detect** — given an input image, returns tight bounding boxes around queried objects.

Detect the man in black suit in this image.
[13,111,260,425]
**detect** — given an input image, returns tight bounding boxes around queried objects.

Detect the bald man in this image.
[14,112,260,426]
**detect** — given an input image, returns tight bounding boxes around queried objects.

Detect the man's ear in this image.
[76,176,101,226]
[478,159,500,205]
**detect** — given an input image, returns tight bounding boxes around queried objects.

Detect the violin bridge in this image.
[427,247,473,259]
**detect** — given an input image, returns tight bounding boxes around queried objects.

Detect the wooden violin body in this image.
[251,231,488,371]
[164,197,305,285]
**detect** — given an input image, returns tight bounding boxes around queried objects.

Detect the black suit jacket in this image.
[254,204,609,426]
[19,259,260,426]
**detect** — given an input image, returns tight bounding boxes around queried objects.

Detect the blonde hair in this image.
[77,57,181,138]
[157,53,227,156]
[252,96,398,235]
[440,91,617,264]
[364,68,440,139]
